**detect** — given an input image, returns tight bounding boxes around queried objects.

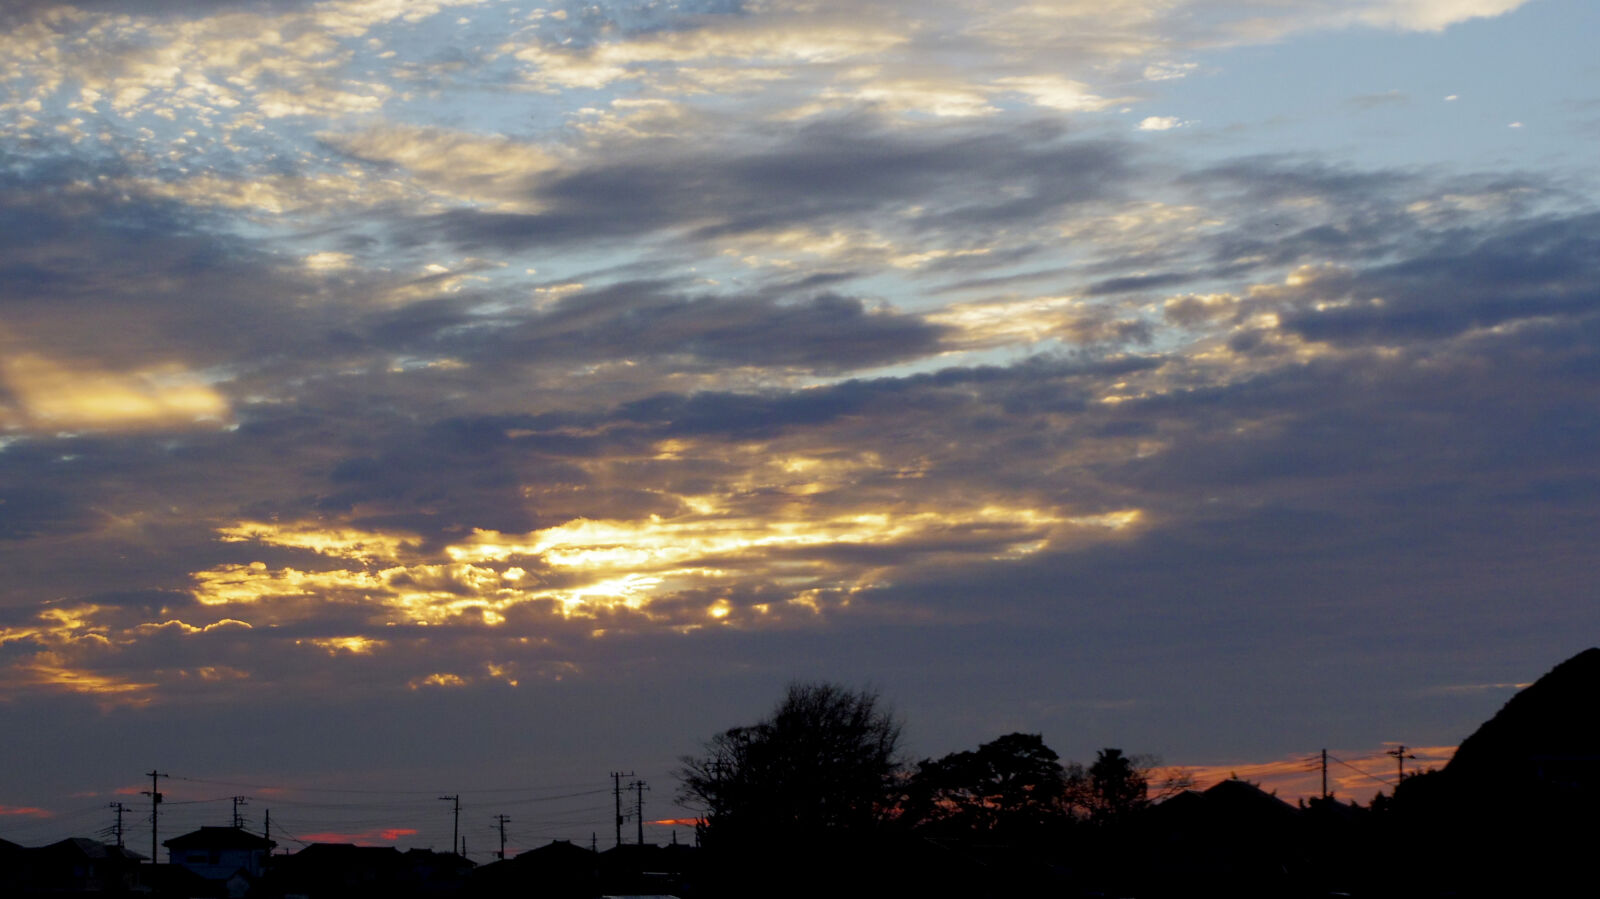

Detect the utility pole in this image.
[1321,749,1329,800]
[142,770,166,865]
[610,771,633,848]
[439,795,461,856]
[264,810,271,848]
[493,815,511,860]
[108,802,127,848]
[1387,745,1416,783]
[631,779,650,845]
[231,796,250,829]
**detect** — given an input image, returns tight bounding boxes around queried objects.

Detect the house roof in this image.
[496,839,597,875]
[40,838,146,863]
[284,843,404,865]
[163,826,276,851]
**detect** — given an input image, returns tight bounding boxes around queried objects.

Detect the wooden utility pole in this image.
[142,771,166,865]
[494,815,511,860]
[439,795,461,856]
[1322,749,1329,800]
[611,771,633,848]
[631,779,650,845]
[108,802,127,848]
[1386,745,1416,782]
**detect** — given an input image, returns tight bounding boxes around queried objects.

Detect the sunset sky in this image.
[2,0,1597,855]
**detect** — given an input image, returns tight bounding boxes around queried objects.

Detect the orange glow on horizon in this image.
[299,827,419,845]
[0,804,51,817]
[1166,744,1458,803]
[651,817,705,827]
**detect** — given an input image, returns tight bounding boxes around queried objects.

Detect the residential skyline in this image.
[2,0,1596,854]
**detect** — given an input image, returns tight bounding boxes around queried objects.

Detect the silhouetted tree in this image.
[899,732,1070,838]
[677,682,903,847]
[1070,748,1150,824]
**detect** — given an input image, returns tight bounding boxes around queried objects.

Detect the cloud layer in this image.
[1,0,1594,851]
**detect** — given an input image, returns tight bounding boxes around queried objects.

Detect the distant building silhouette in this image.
[3,837,145,895]
[165,825,276,880]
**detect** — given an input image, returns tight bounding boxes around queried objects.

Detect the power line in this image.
[107,802,128,848]
[21,774,623,853]
[170,774,607,796]
[1386,745,1418,782]
[1327,754,1397,787]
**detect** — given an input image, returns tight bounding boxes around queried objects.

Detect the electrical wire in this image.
[1327,754,1397,787]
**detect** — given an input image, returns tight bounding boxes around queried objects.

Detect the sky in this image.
[2,0,1598,856]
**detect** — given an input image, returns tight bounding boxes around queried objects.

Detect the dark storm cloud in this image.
[0,0,323,32]
[0,486,90,540]
[480,352,1163,444]
[1189,156,1416,205]
[0,162,323,368]
[1282,212,1600,343]
[1175,161,1529,278]
[369,280,946,374]
[1084,272,1195,296]
[417,120,1131,251]
[311,418,582,542]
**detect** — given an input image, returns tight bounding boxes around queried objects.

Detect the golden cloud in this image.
[321,125,560,211]
[1,353,229,431]
[198,492,1141,632]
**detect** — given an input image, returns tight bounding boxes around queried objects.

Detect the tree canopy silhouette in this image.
[1073,747,1151,824]
[678,681,903,846]
[900,732,1070,837]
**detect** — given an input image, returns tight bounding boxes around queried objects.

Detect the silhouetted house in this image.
[400,847,476,896]
[141,862,229,899]
[166,825,276,882]
[265,843,406,899]
[0,837,26,896]
[1138,779,1304,897]
[599,842,700,897]
[467,839,597,899]
[9,837,145,895]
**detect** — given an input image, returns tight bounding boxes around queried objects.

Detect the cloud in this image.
[418,117,1131,253]
[1279,211,1600,344]
[1138,116,1185,131]
[0,804,51,817]
[0,0,1591,850]
[1,353,229,431]
[0,487,94,541]
[299,827,418,845]
[322,124,561,211]
[371,283,947,376]
[1342,0,1530,32]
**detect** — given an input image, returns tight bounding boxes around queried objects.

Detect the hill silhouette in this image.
[1390,647,1600,896]
[1443,646,1600,793]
